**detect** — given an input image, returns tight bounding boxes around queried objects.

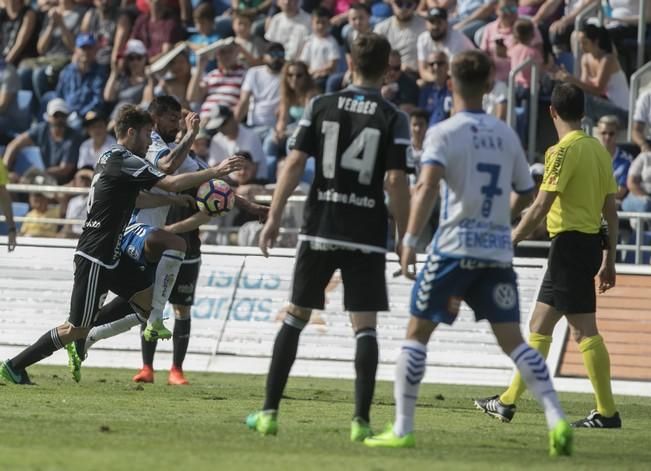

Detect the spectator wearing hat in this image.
[206,105,268,181]
[417,7,474,82]
[374,0,427,74]
[130,0,184,60]
[381,50,419,113]
[77,112,116,169]
[235,43,285,138]
[3,98,81,184]
[299,8,341,90]
[265,0,311,61]
[104,39,149,121]
[417,50,452,126]
[188,38,247,118]
[52,33,107,129]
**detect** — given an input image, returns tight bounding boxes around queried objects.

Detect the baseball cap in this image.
[46,98,70,117]
[427,7,448,21]
[125,39,147,57]
[83,110,105,126]
[75,33,97,49]
[205,105,233,133]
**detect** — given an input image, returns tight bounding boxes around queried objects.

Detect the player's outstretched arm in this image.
[165,211,212,234]
[156,112,201,174]
[401,164,443,278]
[598,193,619,293]
[512,189,556,245]
[259,149,307,257]
[155,156,246,193]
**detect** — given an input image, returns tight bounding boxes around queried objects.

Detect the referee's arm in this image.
[598,193,618,293]
[511,189,556,245]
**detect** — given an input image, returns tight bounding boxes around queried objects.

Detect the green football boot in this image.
[143,319,172,342]
[350,417,373,442]
[549,419,573,457]
[364,424,415,449]
[65,342,82,383]
[246,410,278,436]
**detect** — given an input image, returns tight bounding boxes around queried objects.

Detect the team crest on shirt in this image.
[493,283,517,310]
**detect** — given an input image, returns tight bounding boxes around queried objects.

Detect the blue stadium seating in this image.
[0,202,29,235]
[13,146,44,176]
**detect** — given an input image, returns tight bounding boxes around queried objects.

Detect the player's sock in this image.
[262,314,306,411]
[11,329,64,370]
[579,335,617,417]
[354,328,378,423]
[141,323,158,367]
[85,314,145,355]
[510,343,564,429]
[93,297,135,326]
[148,249,185,326]
[394,340,427,437]
[172,317,191,368]
[500,332,552,405]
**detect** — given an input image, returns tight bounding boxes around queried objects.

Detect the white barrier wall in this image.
[1,238,648,396]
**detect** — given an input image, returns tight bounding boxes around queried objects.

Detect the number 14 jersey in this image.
[290,85,410,253]
[422,111,534,264]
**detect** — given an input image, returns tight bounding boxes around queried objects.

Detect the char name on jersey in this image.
[337,96,378,115]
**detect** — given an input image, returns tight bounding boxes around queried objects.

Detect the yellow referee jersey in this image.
[540,130,617,237]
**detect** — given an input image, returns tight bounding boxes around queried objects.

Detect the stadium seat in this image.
[0,90,34,140]
[13,146,44,176]
[0,202,29,235]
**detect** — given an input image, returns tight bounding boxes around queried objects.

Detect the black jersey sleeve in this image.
[386,110,410,171]
[289,96,319,156]
[120,152,166,190]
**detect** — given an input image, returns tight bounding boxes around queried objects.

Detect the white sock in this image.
[148,249,185,326]
[510,343,565,429]
[393,339,427,437]
[86,314,144,355]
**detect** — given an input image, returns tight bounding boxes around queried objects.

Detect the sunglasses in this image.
[429,60,447,67]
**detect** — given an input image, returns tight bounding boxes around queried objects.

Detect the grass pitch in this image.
[1,365,649,471]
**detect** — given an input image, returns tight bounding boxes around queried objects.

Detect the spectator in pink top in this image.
[479,0,542,83]
[130,0,183,60]
[510,19,543,90]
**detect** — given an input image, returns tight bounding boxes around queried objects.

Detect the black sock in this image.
[172,318,191,369]
[141,324,157,367]
[354,329,378,423]
[11,329,63,371]
[94,297,134,326]
[263,315,306,411]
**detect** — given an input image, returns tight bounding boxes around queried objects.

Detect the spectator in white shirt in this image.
[205,105,268,180]
[632,91,651,154]
[374,0,427,74]
[235,43,285,137]
[300,8,341,91]
[417,7,475,82]
[265,0,311,60]
[76,111,115,169]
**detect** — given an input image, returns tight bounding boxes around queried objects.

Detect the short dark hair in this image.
[148,95,182,117]
[410,108,429,122]
[193,2,215,20]
[312,6,332,18]
[349,2,371,15]
[351,33,391,81]
[115,105,153,138]
[580,23,613,53]
[551,83,584,122]
[513,18,535,44]
[450,50,493,98]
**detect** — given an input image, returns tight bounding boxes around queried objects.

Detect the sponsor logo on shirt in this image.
[544,145,566,186]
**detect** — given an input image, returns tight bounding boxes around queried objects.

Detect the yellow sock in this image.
[580,334,617,417]
[499,332,552,405]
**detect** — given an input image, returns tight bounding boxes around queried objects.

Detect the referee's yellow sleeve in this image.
[0,160,8,186]
[541,146,575,193]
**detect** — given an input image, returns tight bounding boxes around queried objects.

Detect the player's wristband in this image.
[402,233,418,249]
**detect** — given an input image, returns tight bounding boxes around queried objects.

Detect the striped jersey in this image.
[199,66,246,118]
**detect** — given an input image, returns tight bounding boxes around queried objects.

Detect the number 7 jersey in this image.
[290,85,410,252]
[422,111,534,264]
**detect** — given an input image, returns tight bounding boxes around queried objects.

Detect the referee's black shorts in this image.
[537,231,602,314]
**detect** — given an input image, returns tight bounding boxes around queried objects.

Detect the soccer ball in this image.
[195,179,235,216]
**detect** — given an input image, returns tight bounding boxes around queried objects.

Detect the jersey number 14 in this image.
[321,121,380,185]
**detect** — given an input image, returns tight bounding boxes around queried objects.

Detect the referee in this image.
[474,83,621,428]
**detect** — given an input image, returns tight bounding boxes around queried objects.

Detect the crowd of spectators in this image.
[0,0,650,251]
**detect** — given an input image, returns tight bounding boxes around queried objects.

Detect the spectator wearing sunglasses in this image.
[104,39,149,122]
[374,0,427,74]
[597,115,632,203]
[417,50,452,126]
[381,49,419,113]
[417,7,474,82]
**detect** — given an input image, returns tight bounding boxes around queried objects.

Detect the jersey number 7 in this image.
[321,121,381,185]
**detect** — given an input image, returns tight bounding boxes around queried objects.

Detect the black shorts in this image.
[108,254,156,301]
[537,231,602,314]
[169,259,201,306]
[290,240,388,312]
[68,256,112,328]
